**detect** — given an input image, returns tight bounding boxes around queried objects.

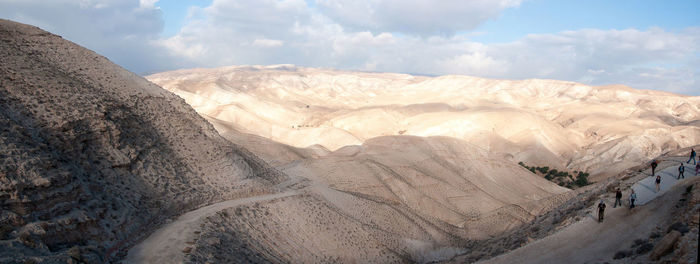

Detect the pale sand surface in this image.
[148,65,700,179]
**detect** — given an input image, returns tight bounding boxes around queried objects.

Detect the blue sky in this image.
[0,0,698,95]
[155,0,700,42]
[471,0,700,43]
[157,0,212,37]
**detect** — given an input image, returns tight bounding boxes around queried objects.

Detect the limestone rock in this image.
[0,19,283,262]
[649,230,681,261]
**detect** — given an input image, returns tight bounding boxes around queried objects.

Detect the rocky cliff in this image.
[0,19,284,263]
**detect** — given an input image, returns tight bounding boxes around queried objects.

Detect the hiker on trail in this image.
[651,160,658,176]
[655,175,661,192]
[613,188,622,208]
[688,148,696,165]
[678,163,685,179]
[629,189,637,208]
[696,163,700,176]
[597,200,606,222]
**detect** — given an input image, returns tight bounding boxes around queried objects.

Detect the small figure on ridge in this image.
[678,163,685,180]
[655,175,661,192]
[687,148,696,165]
[629,189,637,209]
[613,188,622,208]
[650,160,658,176]
[597,199,606,222]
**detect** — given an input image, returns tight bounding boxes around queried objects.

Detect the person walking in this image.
[629,189,637,209]
[614,188,623,208]
[695,163,699,176]
[678,163,685,179]
[651,160,658,176]
[688,148,696,165]
[597,200,606,222]
[655,175,661,192]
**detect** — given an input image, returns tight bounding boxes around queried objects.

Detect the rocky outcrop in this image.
[657,179,700,263]
[649,230,681,260]
[0,19,284,263]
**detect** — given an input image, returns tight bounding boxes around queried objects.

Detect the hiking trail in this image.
[480,156,698,264]
[124,177,305,264]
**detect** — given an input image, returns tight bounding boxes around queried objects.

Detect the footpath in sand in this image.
[481,156,698,264]
[124,189,300,264]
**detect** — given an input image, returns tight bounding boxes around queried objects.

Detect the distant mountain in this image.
[148,65,700,180]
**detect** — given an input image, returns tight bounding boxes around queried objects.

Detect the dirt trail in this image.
[480,157,698,264]
[632,157,695,205]
[124,189,300,263]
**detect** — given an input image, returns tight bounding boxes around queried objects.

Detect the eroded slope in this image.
[148,66,700,180]
[0,19,283,263]
[176,136,572,263]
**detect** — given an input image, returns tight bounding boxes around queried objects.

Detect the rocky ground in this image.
[464,154,699,264]
[0,19,284,263]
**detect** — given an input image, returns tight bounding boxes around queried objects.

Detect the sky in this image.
[1,0,699,95]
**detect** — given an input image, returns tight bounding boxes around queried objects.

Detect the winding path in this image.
[480,157,698,264]
[124,190,300,263]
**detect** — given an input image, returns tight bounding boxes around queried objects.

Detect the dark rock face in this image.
[649,230,681,261]
[0,19,284,263]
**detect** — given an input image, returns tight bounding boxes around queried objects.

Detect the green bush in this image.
[575,172,589,186]
[519,162,589,188]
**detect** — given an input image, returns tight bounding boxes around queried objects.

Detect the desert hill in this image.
[2,18,698,264]
[129,135,572,263]
[148,65,700,180]
[1,19,575,264]
[0,19,284,263]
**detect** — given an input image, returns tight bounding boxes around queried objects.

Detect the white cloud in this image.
[161,1,699,94]
[315,0,522,36]
[479,28,700,94]
[252,38,284,48]
[139,0,159,9]
[1,0,697,95]
[0,0,181,73]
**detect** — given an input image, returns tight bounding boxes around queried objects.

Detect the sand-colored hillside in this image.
[148,65,700,179]
[0,19,284,263]
[281,136,570,238]
[0,19,578,264]
[128,135,572,263]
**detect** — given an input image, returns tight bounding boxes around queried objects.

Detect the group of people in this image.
[597,148,697,222]
[677,148,698,179]
[598,188,636,222]
[678,148,699,178]
[650,148,698,188]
